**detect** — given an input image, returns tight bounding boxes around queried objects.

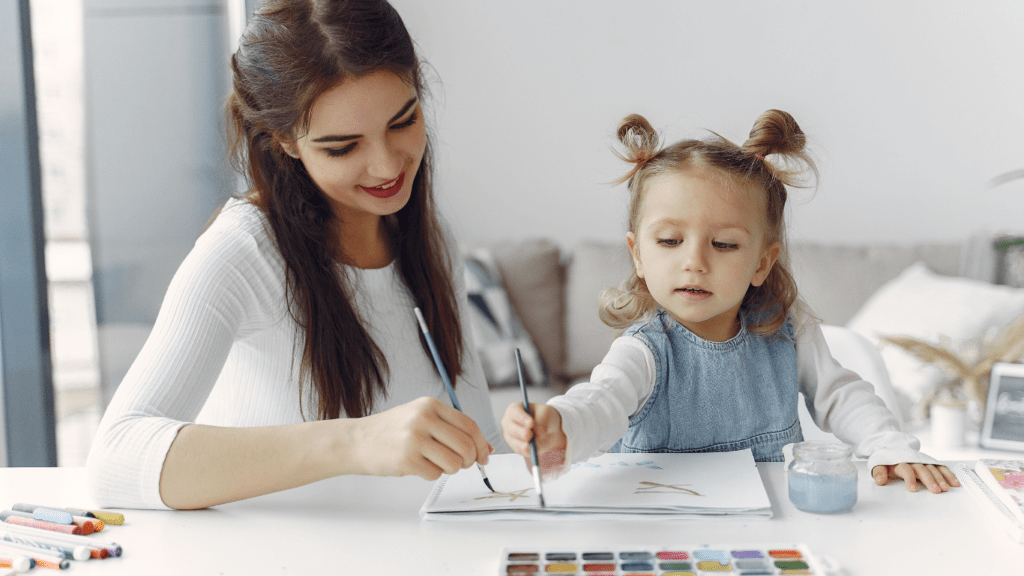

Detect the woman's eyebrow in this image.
[311,97,417,143]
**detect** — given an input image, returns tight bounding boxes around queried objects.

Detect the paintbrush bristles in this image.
[532,466,545,508]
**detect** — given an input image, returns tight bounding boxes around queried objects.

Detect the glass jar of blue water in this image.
[787,441,857,514]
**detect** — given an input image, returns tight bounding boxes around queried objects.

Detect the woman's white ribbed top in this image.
[86,199,502,509]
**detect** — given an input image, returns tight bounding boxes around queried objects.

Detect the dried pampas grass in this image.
[880,313,1024,419]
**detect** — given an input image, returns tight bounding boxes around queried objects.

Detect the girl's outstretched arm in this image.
[795,315,953,485]
[159,397,493,509]
[871,462,960,493]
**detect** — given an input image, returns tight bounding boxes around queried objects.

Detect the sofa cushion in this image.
[484,239,566,379]
[463,247,546,386]
[564,241,633,379]
[846,262,1024,419]
[790,242,961,326]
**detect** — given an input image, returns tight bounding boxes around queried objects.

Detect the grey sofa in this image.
[481,238,967,388]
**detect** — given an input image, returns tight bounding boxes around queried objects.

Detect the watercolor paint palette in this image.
[499,544,838,575]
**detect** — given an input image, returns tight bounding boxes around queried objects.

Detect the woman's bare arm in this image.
[159,397,493,509]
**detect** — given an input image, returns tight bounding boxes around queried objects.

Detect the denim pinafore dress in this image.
[617,309,803,462]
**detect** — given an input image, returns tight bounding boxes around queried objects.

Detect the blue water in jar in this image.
[788,470,857,513]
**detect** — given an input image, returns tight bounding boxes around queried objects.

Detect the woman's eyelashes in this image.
[323,111,419,158]
[325,143,357,158]
[390,110,418,131]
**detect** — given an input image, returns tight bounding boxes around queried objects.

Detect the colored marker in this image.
[87,510,124,525]
[0,532,91,561]
[516,348,546,508]
[413,307,494,492]
[0,553,34,572]
[70,516,100,534]
[0,523,121,557]
[0,541,70,569]
[52,507,95,520]
[0,511,82,535]
[2,511,39,522]
[3,516,80,535]
[12,504,95,520]
[0,539,70,560]
[17,509,105,532]
[31,508,73,526]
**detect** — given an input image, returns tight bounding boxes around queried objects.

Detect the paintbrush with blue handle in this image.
[413,307,494,492]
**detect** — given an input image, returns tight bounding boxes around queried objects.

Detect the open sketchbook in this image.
[951,463,1024,543]
[976,460,1024,524]
[420,450,772,521]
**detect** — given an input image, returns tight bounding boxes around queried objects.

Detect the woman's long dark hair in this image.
[225,0,463,419]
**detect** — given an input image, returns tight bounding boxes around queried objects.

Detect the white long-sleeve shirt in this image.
[86,199,504,509]
[548,312,937,477]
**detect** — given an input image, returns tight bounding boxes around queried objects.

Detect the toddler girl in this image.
[503,110,958,493]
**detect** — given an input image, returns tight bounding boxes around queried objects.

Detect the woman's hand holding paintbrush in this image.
[347,396,493,481]
[414,307,495,491]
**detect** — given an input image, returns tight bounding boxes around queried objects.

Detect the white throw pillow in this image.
[463,248,546,387]
[564,242,634,378]
[846,262,1024,419]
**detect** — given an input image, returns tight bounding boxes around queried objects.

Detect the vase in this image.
[930,404,966,448]
[966,399,983,430]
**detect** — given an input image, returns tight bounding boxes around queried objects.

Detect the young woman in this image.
[87,0,503,510]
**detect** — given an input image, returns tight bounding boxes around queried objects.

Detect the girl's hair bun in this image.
[613,113,660,185]
[616,114,659,160]
[741,109,806,159]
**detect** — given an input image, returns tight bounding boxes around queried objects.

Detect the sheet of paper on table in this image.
[420,449,772,521]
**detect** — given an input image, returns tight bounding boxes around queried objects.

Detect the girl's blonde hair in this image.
[599,109,817,336]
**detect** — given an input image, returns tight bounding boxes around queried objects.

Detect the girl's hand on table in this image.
[353,397,492,481]
[872,463,961,493]
[501,402,568,475]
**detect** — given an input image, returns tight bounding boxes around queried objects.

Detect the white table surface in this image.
[0,461,1021,575]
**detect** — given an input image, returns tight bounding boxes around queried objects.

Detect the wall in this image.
[391,0,1024,248]
[75,0,1023,404]
[83,0,230,404]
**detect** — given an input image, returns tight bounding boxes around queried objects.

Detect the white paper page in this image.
[422,450,770,518]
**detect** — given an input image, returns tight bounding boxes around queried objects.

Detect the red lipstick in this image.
[359,172,405,199]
